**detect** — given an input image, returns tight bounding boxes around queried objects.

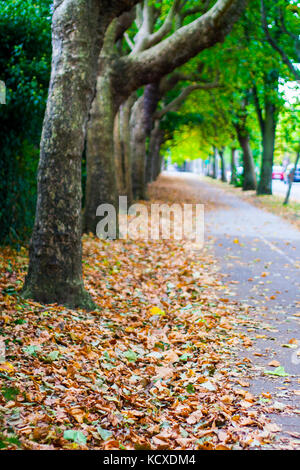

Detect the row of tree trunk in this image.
[22,0,248,309]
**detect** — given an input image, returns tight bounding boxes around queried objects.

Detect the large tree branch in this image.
[261,0,300,80]
[135,3,143,30]
[106,0,141,19]
[115,9,136,43]
[132,0,181,53]
[252,84,265,134]
[146,0,182,49]
[124,32,134,50]
[154,81,220,119]
[158,63,213,96]
[159,71,202,95]
[132,0,154,53]
[114,0,248,101]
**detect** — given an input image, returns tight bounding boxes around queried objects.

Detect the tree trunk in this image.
[219,148,227,182]
[22,0,139,309]
[83,20,122,235]
[151,123,165,180]
[114,110,126,196]
[257,101,277,195]
[284,151,300,205]
[130,96,148,200]
[236,130,257,191]
[208,156,213,177]
[118,94,137,205]
[146,145,154,184]
[255,70,279,196]
[84,68,118,234]
[144,83,160,184]
[153,152,164,180]
[230,148,238,185]
[22,0,103,309]
[212,147,218,179]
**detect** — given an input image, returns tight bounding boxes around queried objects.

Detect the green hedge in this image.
[0,0,51,245]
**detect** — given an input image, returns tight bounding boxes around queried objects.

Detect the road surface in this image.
[272,179,300,202]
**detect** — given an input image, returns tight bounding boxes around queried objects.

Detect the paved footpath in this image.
[180,173,300,447]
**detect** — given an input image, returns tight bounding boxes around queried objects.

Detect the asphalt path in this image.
[176,173,300,448]
[272,180,300,202]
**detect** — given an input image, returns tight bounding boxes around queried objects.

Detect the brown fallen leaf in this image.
[186,410,203,424]
[163,349,179,363]
[264,423,281,433]
[289,338,298,344]
[268,360,281,367]
[155,366,174,380]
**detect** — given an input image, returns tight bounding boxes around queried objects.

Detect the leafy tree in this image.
[83,0,248,234]
[165,0,298,195]
[0,0,52,244]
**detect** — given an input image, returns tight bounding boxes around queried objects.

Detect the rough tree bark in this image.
[118,94,137,205]
[114,111,126,196]
[113,94,137,205]
[129,82,160,199]
[130,95,148,200]
[233,95,257,191]
[148,120,165,181]
[257,103,277,194]
[230,148,238,185]
[84,0,248,233]
[84,21,120,234]
[22,0,139,309]
[257,101,277,195]
[151,122,165,181]
[219,148,227,182]
[235,127,257,191]
[254,71,279,195]
[138,75,220,193]
[212,147,218,179]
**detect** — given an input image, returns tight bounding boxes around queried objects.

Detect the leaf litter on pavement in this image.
[0,177,294,450]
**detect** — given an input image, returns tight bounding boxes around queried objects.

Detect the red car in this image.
[272,165,284,180]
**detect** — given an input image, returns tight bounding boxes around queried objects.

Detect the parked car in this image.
[285,165,300,183]
[272,165,284,180]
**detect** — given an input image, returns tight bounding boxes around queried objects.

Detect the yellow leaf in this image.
[149,306,165,316]
[0,362,14,373]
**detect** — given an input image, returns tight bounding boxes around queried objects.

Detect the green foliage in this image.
[63,429,87,445]
[275,101,300,162]
[0,0,299,244]
[165,126,205,165]
[166,0,299,171]
[0,0,51,245]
